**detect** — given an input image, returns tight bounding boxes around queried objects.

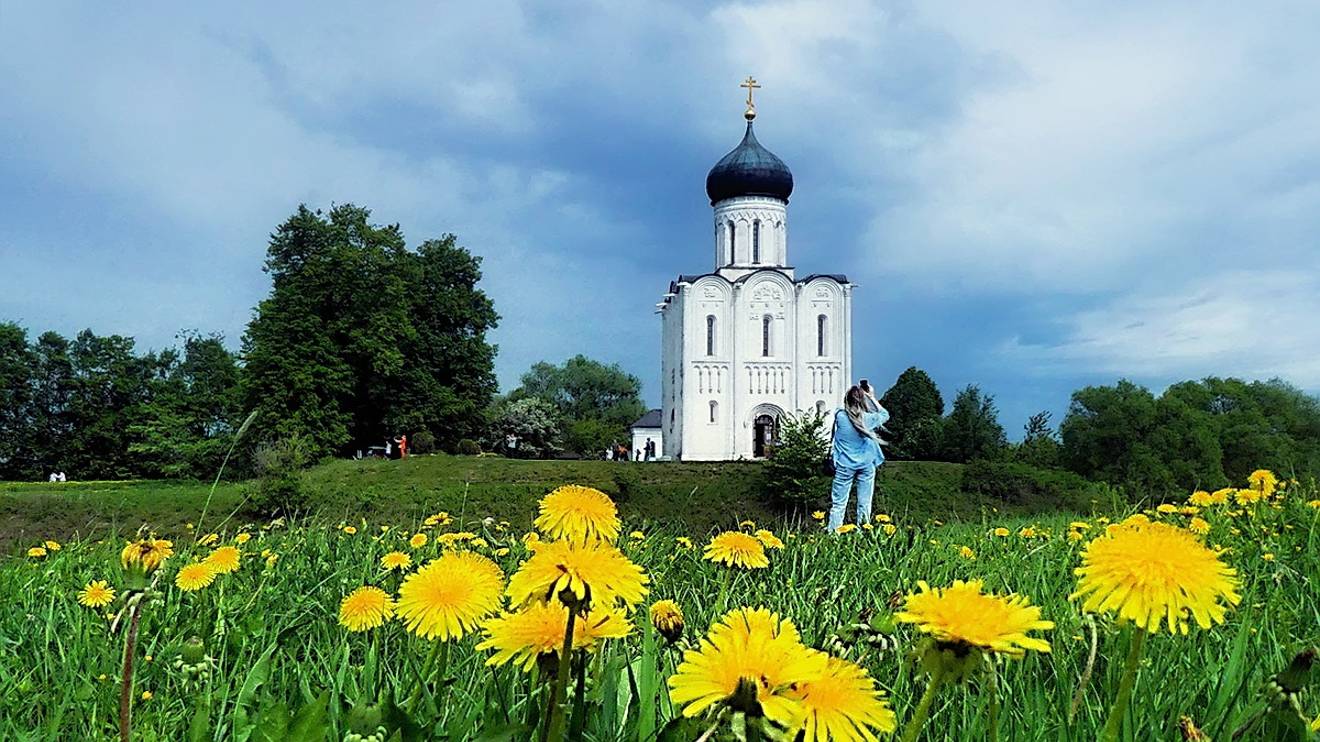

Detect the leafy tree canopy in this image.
[242,204,498,457]
[509,354,646,455]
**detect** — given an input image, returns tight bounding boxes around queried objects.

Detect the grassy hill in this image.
[0,454,1100,549]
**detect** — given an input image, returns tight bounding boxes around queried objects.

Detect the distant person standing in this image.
[827,384,890,532]
[644,438,656,461]
[399,434,408,459]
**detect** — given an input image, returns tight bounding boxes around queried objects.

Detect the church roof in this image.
[631,409,663,429]
[705,121,794,205]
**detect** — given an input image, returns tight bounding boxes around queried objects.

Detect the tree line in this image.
[876,366,1320,496]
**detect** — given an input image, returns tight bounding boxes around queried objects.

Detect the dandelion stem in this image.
[407,639,444,713]
[899,665,945,742]
[986,661,1000,742]
[118,593,146,742]
[543,606,578,742]
[1100,627,1147,742]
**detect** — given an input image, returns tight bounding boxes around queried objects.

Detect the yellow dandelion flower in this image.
[121,537,173,574]
[1071,518,1240,634]
[650,599,685,643]
[27,546,47,558]
[836,524,858,535]
[874,513,892,523]
[77,580,116,608]
[1307,499,1320,509]
[811,511,825,521]
[140,690,152,701]
[1188,490,1213,507]
[494,547,510,557]
[507,539,648,608]
[342,525,358,535]
[755,529,785,550]
[1262,552,1275,562]
[381,551,412,571]
[738,520,756,529]
[397,551,505,641]
[1234,488,1263,507]
[197,533,219,547]
[409,533,428,549]
[1188,517,1210,536]
[533,485,620,544]
[703,532,770,570]
[1247,469,1277,497]
[629,530,645,541]
[993,527,1010,537]
[339,586,395,632]
[44,540,61,551]
[1156,504,1178,514]
[1067,530,1084,542]
[477,601,631,672]
[896,580,1053,657]
[175,562,217,592]
[438,531,478,546]
[1018,527,1038,538]
[882,524,897,535]
[204,545,241,574]
[471,537,489,549]
[790,655,898,741]
[668,607,828,730]
[265,553,278,569]
[675,536,694,549]
[958,546,976,561]
[1208,488,1232,505]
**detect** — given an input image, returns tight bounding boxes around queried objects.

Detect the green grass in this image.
[2,471,1316,740]
[0,455,1091,552]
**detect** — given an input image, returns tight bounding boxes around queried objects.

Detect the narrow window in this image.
[816,400,826,415]
[709,400,718,423]
[752,220,761,263]
[817,314,827,356]
[706,315,716,356]
[762,315,772,357]
[728,222,736,261]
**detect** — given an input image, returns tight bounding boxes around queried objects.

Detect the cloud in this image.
[1001,268,1320,386]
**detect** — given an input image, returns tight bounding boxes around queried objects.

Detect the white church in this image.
[633,80,854,461]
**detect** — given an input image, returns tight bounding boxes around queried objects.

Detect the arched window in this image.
[761,315,772,357]
[752,220,761,263]
[817,314,828,356]
[705,315,716,356]
[727,222,736,261]
[709,400,718,423]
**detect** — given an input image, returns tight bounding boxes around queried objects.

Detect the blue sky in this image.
[4,1,1320,436]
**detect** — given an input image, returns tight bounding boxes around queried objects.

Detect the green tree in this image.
[764,409,829,507]
[0,323,35,478]
[1060,380,1171,494]
[242,205,498,458]
[489,397,561,458]
[940,385,1007,463]
[880,367,945,459]
[510,355,646,455]
[1015,410,1061,469]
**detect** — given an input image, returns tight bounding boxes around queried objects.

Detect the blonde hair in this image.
[843,386,879,441]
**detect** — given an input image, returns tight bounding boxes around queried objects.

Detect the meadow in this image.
[4,471,1318,741]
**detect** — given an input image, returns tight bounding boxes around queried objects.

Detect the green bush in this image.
[410,430,437,455]
[961,459,1098,511]
[246,435,315,517]
[763,410,830,508]
[456,438,482,456]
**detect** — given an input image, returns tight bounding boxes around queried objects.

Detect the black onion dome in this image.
[705,121,794,204]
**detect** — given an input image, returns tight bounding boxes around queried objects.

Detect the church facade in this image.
[657,83,853,461]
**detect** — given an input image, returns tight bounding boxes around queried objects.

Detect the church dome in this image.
[705,120,794,205]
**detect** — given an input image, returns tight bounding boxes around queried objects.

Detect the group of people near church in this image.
[827,379,891,533]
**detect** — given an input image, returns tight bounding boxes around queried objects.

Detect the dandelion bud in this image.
[649,600,684,644]
[120,537,174,582]
[181,636,206,665]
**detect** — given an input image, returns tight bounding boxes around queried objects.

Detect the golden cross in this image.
[740,76,761,109]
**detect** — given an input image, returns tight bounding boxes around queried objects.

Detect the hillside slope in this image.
[0,455,1094,548]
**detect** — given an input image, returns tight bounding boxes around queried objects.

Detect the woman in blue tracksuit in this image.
[828,384,889,532]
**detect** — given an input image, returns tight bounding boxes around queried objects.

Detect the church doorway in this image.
[753,414,779,458]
